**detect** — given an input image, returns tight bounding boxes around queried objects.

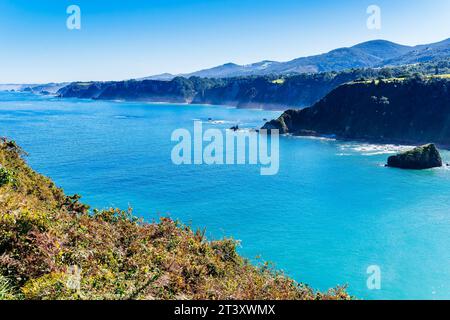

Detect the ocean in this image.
[1,91,449,299]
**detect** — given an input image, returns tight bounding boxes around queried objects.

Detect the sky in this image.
[0,0,449,83]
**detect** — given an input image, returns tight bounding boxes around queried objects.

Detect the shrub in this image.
[0,138,352,300]
[0,167,14,187]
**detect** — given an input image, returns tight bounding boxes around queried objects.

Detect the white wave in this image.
[338,143,414,156]
[227,128,255,133]
[208,120,235,125]
[336,153,352,156]
[289,135,336,142]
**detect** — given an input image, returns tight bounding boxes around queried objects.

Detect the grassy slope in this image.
[0,138,350,300]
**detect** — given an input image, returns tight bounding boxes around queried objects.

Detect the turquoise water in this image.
[1,91,449,300]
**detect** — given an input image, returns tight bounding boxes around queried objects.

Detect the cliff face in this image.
[57,78,202,103]
[0,139,350,300]
[55,60,450,110]
[56,68,405,109]
[191,72,362,109]
[263,77,450,145]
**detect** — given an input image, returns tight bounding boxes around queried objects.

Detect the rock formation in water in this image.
[387,144,443,169]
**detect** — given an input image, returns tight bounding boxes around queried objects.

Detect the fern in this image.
[0,276,14,300]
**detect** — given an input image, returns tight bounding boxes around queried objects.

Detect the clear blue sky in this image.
[0,0,449,83]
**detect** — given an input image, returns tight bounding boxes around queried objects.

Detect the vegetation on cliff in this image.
[387,144,443,169]
[0,138,350,300]
[263,77,450,145]
[56,59,450,110]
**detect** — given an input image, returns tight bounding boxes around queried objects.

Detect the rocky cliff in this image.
[263,77,450,145]
[56,60,450,110]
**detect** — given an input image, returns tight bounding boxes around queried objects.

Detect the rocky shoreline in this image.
[263,77,450,147]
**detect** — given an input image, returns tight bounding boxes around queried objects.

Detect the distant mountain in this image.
[0,83,68,94]
[182,61,282,79]
[383,38,450,66]
[262,77,450,145]
[149,38,450,80]
[139,73,177,81]
[0,84,27,91]
[351,40,412,60]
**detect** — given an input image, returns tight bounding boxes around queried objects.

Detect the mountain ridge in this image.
[146,38,450,80]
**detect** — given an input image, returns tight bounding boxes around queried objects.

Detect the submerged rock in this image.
[387,144,443,169]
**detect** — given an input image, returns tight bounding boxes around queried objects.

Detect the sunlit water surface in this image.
[1,92,449,299]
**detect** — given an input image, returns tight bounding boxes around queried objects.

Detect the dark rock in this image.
[386,144,443,169]
[262,116,289,134]
[230,125,239,131]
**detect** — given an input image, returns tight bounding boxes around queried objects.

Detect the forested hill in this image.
[57,59,450,110]
[262,76,450,145]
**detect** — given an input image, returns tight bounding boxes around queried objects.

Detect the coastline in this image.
[5,89,288,112]
[2,90,450,299]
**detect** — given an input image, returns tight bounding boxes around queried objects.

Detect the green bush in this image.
[0,167,14,187]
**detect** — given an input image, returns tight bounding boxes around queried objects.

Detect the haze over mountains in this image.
[144,38,450,80]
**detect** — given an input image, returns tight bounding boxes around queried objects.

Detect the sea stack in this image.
[387,144,443,169]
